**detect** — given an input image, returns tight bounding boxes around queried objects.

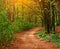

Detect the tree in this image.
[39,0,57,34]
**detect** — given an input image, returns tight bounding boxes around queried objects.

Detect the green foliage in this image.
[0,0,60,47]
[0,10,35,47]
[37,30,60,47]
[0,10,9,31]
[0,10,14,47]
[0,27,14,46]
[10,17,35,32]
[22,22,34,30]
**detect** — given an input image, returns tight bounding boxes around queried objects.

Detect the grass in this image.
[37,30,60,47]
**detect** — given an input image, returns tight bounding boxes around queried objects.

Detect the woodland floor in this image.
[1,27,60,49]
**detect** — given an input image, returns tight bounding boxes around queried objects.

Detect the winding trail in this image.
[10,27,60,49]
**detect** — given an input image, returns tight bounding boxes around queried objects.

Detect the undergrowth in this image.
[37,30,60,47]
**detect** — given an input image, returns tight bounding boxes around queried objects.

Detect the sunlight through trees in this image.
[0,0,60,48]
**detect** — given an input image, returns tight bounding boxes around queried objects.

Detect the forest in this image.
[0,0,60,49]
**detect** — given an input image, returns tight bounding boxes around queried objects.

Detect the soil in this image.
[0,27,60,49]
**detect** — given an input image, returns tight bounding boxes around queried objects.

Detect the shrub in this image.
[10,17,35,32]
[21,21,34,31]
[0,27,14,46]
[0,10,14,47]
[37,30,60,47]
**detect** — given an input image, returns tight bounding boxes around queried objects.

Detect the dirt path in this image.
[9,27,60,49]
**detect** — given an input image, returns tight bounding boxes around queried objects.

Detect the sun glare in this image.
[11,0,28,4]
[11,0,31,5]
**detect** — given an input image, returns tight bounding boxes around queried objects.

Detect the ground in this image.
[0,27,60,49]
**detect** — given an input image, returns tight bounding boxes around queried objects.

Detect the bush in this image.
[10,17,35,32]
[0,27,14,46]
[21,21,34,31]
[37,30,60,47]
[0,10,14,47]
